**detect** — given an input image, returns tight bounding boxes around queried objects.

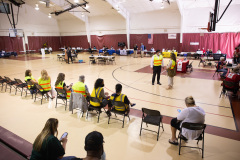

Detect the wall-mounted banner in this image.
[168,33,176,39]
[190,42,199,45]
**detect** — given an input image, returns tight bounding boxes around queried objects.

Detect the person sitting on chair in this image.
[233,49,239,64]
[217,49,221,54]
[222,67,240,97]
[93,46,97,50]
[217,57,228,78]
[109,84,135,116]
[38,69,55,99]
[25,69,38,94]
[90,78,111,115]
[169,96,205,145]
[72,75,90,99]
[55,73,72,99]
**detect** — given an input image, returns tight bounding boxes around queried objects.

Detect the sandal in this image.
[169,139,178,145]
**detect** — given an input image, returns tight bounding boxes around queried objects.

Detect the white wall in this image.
[0,4,60,38]
[58,18,86,36]
[89,14,126,35]
[183,4,240,33]
[130,9,181,34]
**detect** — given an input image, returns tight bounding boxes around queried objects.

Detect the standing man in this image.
[67,46,73,64]
[133,44,138,58]
[140,43,145,58]
[151,50,164,85]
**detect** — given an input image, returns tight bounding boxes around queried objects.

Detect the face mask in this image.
[101,84,105,87]
[101,151,106,160]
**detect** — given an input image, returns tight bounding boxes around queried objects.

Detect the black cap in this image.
[85,131,104,151]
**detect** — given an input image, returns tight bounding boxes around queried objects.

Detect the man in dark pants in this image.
[150,50,164,85]
[67,47,73,64]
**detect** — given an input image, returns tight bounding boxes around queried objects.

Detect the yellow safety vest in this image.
[90,87,103,107]
[72,82,86,97]
[153,55,163,66]
[38,78,51,92]
[25,76,35,89]
[55,82,71,99]
[170,60,176,69]
[109,94,128,111]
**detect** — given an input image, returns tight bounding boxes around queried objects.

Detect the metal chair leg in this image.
[140,120,143,136]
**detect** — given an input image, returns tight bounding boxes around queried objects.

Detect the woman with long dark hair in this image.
[166,53,176,89]
[55,73,72,99]
[30,118,75,160]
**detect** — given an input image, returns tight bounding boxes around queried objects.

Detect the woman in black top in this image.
[30,118,75,160]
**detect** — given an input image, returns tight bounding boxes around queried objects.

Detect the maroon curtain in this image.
[182,33,240,58]
[91,34,127,49]
[60,36,89,49]
[0,36,23,54]
[28,36,61,52]
[130,34,180,51]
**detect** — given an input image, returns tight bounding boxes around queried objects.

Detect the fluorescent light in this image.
[48,13,51,18]
[81,13,84,17]
[35,4,39,10]
[85,4,89,9]
[160,2,164,9]
[74,0,79,3]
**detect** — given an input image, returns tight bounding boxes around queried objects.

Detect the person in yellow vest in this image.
[55,73,72,99]
[166,53,177,90]
[38,69,55,98]
[25,69,38,94]
[72,75,90,98]
[90,78,111,115]
[150,50,164,85]
[109,84,136,115]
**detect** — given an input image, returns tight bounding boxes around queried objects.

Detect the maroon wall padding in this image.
[182,32,240,58]
[91,34,127,49]
[130,34,180,51]
[28,36,61,52]
[0,36,23,54]
[60,35,89,49]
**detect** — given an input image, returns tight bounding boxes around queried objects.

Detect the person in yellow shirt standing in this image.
[166,53,177,89]
[150,50,164,85]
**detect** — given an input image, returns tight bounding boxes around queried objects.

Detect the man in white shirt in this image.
[217,49,221,54]
[169,96,205,145]
[150,50,164,85]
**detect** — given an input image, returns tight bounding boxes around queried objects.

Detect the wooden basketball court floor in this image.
[0,52,240,160]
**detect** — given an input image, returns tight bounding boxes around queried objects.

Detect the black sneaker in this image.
[157,82,162,85]
[152,83,154,85]
[131,103,136,107]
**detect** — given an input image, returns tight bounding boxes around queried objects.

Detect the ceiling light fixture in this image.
[81,13,85,17]
[160,1,164,9]
[35,4,39,10]
[48,13,51,18]
[85,4,89,9]
[74,0,79,3]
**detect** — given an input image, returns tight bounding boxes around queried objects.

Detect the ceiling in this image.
[182,0,240,9]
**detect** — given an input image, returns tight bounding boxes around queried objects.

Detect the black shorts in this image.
[171,118,181,130]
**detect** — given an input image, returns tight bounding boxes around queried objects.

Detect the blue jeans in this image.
[59,156,76,160]
[218,69,228,76]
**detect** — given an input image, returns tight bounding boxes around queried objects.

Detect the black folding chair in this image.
[140,108,164,141]
[4,76,17,93]
[178,122,206,158]
[86,97,106,123]
[25,80,35,99]
[108,101,130,128]
[212,63,222,78]
[0,76,7,91]
[55,88,68,110]
[108,56,116,65]
[198,58,206,67]
[34,84,49,105]
[219,81,237,98]
[186,61,193,73]
[14,78,27,96]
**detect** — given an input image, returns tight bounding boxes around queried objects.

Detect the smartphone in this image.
[177,109,181,113]
[60,132,68,141]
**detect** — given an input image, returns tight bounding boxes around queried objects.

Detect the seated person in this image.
[222,67,240,96]
[55,73,72,99]
[25,69,38,93]
[93,46,97,50]
[233,49,239,64]
[172,47,176,52]
[201,48,206,54]
[30,118,76,160]
[90,78,111,115]
[209,49,213,54]
[38,69,55,98]
[217,49,221,54]
[162,48,165,52]
[72,75,90,99]
[49,47,52,53]
[110,46,114,50]
[206,49,210,55]
[72,131,106,160]
[151,47,155,52]
[169,96,205,145]
[109,84,135,115]
[217,57,228,78]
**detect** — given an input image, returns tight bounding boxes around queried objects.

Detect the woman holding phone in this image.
[30,118,75,160]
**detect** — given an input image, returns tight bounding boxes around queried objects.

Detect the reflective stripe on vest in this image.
[56,82,71,99]
[90,87,103,107]
[170,60,176,69]
[38,78,51,91]
[25,76,35,89]
[109,94,128,111]
[153,55,163,66]
[72,81,86,97]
